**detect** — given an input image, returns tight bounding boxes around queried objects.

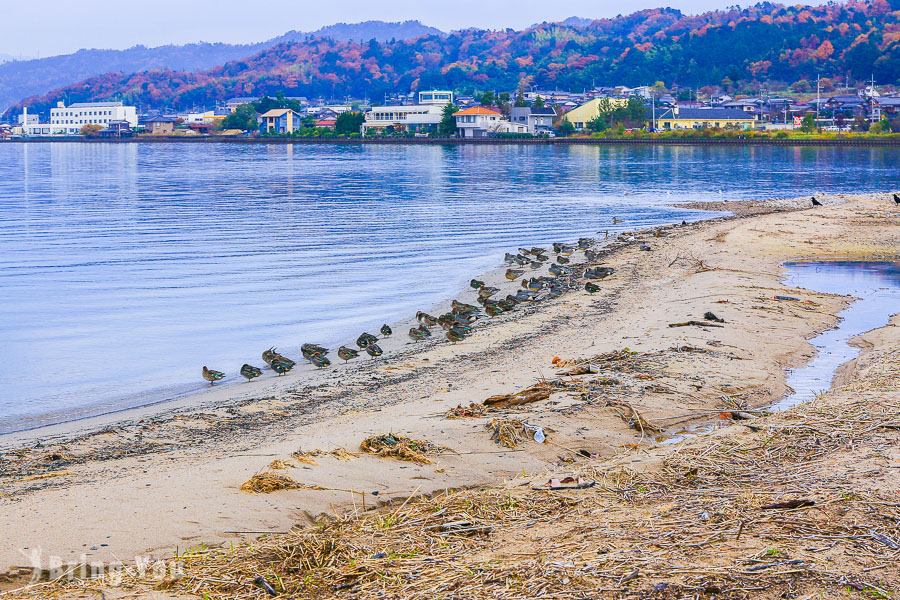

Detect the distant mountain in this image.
[271,20,445,44]
[0,20,443,111]
[13,2,900,116]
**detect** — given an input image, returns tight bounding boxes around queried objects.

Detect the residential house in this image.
[563,98,628,130]
[259,108,302,134]
[453,107,510,137]
[314,119,336,129]
[98,120,133,138]
[720,98,763,119]
[143,116,178,135]
[509,106,556,135]
[656,107,755,130]
[870,96,900,121]
[362,104,445,135]
[824,95,867,118]
[225,97,258,112]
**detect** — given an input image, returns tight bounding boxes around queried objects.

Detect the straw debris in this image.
[359,434,447,464]
[240,472,302,494]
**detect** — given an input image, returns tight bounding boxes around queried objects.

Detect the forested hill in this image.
[0,20,443,112]
[14,1,900,115]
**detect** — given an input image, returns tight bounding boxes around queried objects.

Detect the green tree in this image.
[334,111,365,135]
[439,104,458,136]
[480,91,495,106]
[514,91,528,107]
[533,96,545,108]
[869,120,889,134]
[557,121,575,136]
[799,113,817,133]
[222,104,258,131]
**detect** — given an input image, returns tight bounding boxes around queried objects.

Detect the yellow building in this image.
[563,98,629,130]
[656,107,755,130]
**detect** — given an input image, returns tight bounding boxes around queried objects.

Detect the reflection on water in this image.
[772,260,900,411]
[0,143,897,433]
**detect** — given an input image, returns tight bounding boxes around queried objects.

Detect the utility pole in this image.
[816,74,821,131]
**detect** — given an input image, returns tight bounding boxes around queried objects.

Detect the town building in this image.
[143,116,178,135]
[259,108,302,134]
[50,101,138,128]
[416,90,454,106]
[361,91,452,135]
[225,97,258,111]
[452,107,525,137]
[656,107,755,130]
[563,98,629,130]
[509,106,556,135]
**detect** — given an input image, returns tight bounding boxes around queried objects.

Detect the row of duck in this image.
[201,237,615,386]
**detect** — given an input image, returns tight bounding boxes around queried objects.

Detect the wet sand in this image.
[1,191,898,588]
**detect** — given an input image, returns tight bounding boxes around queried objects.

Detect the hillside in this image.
[13,1,900,115]
[0,20,443,112]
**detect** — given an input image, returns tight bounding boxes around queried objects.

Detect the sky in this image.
[1,0,790,58]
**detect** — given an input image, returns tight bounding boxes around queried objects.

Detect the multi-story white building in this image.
[50,101,138,128]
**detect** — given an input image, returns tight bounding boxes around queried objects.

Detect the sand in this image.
[1,192,898,594]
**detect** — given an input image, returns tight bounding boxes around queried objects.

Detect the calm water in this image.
[773,261,900,411]
[0,143,897,434]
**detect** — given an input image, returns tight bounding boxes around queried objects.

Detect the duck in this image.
[584,266,615,280]
[485,304,504,317]
[270,359,293,376]
[478,286,500,299]
[557,245,574,257]
[548,286,563,298]
[356,332,378,348]
[417,323,432,337]
[556,255,569,264]
[533,254,549,263]
[518,247,533,256]
[505,268,525,280]
[530,247,547,255]
[585,282,601,294]
[513,254,528,266]
[446,326,466,342]
[301,343,328,361]
[584,250,601,263]
[612,217,622,224]
[498,298,518,311]
[365,343,383,358]
[409,327,429,342]
[262,348,295,368]
[523,278,544,291]
[310,353,331,368]
[239,364,262,382]
[338,346,359,362]
[380,324,392,337]
[470,279,485,289]
[416,311,437,326]
[202,366,225,385]
[515,289,537,302]
[504,252,519,264]
[452,300,479,313]
[530,261,543,270]
[549,263,569,276]
[577,238,592,249]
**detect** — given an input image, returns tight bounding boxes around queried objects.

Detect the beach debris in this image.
[640,244,652,251]
[240,472,304,494]
[201,366,225,385]
[360,434,447,464]
[483,381,555,408]
[537,476,596,490]
[606,401,662,433]
[668,320,725,328]
[774,295,801,301]
[485,419,529,448]
[444,403,486,419]
[759,499,815,510]
[268,459,292,470]
[558,363,600,376]
[292,448,356,465]
[254,575,279,596]
[704,311,726,323]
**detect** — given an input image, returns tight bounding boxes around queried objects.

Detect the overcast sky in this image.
[5,0,802,58]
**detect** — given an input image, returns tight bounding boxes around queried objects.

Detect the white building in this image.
[452,107,524,138]
[50,101,138,128]
[417,90,453,106]
[362,104,445,135]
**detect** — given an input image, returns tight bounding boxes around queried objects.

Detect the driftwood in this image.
[668,321,725,328]
[483,381,554,407]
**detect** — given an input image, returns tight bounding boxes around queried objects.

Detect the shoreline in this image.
[3,136,900,146]
[2,192,899,593]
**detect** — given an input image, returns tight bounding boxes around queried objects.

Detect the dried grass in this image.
[359,434,447,464]
[239,472,302,494]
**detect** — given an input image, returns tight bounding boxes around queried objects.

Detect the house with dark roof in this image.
[656,107,755,130]
[509,105,557,135]
[143,116,179,135]
[869,96,900,121]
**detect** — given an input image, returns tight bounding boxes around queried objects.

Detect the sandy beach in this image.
[1,192,898,598]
